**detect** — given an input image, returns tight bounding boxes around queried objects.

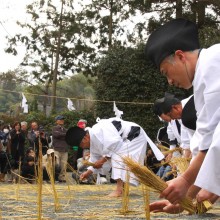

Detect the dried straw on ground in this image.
[142,185,150,220]
[122,156,196,214]
[0,177,219,219]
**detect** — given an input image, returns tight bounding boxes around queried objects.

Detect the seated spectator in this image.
[145,148,160,174]
[156,154,174,181]
[72,149,95,184]
[42,148,60,182]
[25,147,36,160]
[21,156,36,183]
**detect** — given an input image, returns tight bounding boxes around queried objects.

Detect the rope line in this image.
[0,89,154,105]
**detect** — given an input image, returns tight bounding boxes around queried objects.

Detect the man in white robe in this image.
[65,117,164,197]
[154,94,193,158]
[145,18,220,212]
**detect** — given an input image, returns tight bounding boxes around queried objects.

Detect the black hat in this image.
[153,98,163,116]
[182,95,197,130]
[145,18,200,68]
[154,93,180,114]
[65,126,87,147]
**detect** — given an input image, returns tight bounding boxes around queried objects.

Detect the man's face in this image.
[160,113,171,122]
[166,105,182,120]
[21,124,27,131]
[160,51,193,89]
[80,133,90,149]
[31,122,38,131]
[56,119,64,125]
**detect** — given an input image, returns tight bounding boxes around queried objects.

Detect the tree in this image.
[95,44,190,139]
[0,71,23,114]
[56,73,96,112]
[5,0,97,112]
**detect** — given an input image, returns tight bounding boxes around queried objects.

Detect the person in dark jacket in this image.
[52,115,69,182]
[27,121,51,157]
[9,121,26,169]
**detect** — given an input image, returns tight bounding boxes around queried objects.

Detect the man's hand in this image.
[93,157,107,169]
[80,170,93,180]
[160,176,190,204]
[196,189,219,204]
[150,200,184,214]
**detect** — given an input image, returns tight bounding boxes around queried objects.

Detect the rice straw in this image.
[170,157,190,174]
[83,160,95,167]
[142,185,150,220]
[45,156,60,211]
[121,170,130,214]
[196,200,212,214]
[122,156,195,214]
[37,138,43,219]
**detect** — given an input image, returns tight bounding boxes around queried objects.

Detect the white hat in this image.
[47,148,55,155]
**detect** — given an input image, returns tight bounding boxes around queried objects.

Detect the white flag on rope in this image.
[113,101,123,118]
[21,93,28,113]
[67,98,75,111]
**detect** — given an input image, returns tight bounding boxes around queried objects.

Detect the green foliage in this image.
[1,109,96,133]
[95,45,190,139]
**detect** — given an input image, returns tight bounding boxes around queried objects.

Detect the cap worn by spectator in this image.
[145,18,200,68]
[55,115,65,121]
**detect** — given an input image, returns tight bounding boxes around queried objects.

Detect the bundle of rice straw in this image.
[196,200,212,214]
[157,143,169,151]
[122,156,195,214]
[83,160,95,167]
[170,157,190,174]
[121,170,130,214]
[162,148,182,156]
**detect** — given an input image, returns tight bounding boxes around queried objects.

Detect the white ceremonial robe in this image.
[168,97,193,158]
[180,96,194,151]
[87,118,162,186]
[193,44,220,196]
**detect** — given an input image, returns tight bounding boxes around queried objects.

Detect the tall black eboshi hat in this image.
[145,18,200,68]
[65,126,87,147]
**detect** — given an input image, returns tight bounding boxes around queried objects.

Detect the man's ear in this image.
[171,105,178,111]
[175,50,186,63]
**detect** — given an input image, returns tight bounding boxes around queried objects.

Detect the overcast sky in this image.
[0,0,150,73]
[0,0,31,72]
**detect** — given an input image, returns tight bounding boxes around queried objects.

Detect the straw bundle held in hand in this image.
[122,156,196,214]
[157,143,169,151]
[170,157,190,174]
[83,160,95,167]
[162,147,182,156]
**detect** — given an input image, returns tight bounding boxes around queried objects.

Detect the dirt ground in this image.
[1,175,220,220]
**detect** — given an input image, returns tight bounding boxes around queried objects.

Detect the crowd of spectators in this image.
[0,116,110,184]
